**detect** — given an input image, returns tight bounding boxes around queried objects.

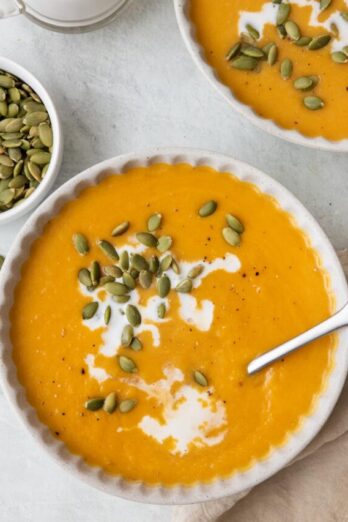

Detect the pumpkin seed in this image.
[38,123,53,148]
[0,155,14,167]
[246,23,260,40]
[193,370,209,387]
[82,301,98,320]
[123,271,136,289]
[226,42,241,60]
[90,261,100,286]
[0,75,15,89]
[103,392,117,413]
[129,268,139,279]
[113,295,130,304]
[320,0,331,10]
[136,231,158,248]
[120,250,129,271]
[222,227,241,246]
[98,240,119,261]
[303,96,325,110]
[104,305,112,325]
[276,3,291,25]
[160,254,173,271]
[231,56,258,70]
[0,255,4,270]
[157,275,171,298]
[112,221,129,237]
[188,265,204,279]
[85,398,104,411]
[280,58,293,79]
[176,278,193,293]
[0,102,7,117]
[121,324,134,346]
[157,235,173,253]
[139,270,152,288]
[126,304,141,327]
[104,265,122,278]
[23,101,46,113]
[118,355,137,373]
[226,214,244,233]
[131,253,149,271]
[119,399,137,413]
[0,188,15,204]
[130,337,143,351]
[100,275,115,285]
[23,111,48,126]
[8,174,26,189]
[30,151,51,165]
[171,257,181,274]
[78,268,92,287]
[267,44,278,65]
[331,51,348,63]
[149,255,160,274]
[0,165,13,179]
[73,233,89,255]
[308,34,331,50]
[285,20,301,40]
[294,76,314,90]
[199,200,218,217]
[242,46,265,58]
[8,87,20,103]
[295,36,312,46]
[8,103,19,118]
[104,281,129,296]
[147,212,162,232]
[157,302,166,319]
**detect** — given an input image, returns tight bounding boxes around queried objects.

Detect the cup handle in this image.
[0,0,24,18]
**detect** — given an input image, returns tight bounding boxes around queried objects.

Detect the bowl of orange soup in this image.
[174,1,348,151]
[0,148,347,503]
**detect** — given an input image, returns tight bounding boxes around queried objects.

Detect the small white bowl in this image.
[173,1,348,152]
[0,57,63,225]
[0,148,347,504]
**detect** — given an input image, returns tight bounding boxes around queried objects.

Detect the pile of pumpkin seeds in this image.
[76,205,243,412]
[0,70,53,212]
[226,0,348,111]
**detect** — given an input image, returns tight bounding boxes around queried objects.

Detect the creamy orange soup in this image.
[190,0,348,141]
[11,163,335,485]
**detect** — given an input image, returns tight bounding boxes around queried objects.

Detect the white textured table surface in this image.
[0,1,348,520]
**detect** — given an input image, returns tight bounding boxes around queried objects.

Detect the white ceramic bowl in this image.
[174,1,348,152]
[0,57,63,224]
[0,148,347,504]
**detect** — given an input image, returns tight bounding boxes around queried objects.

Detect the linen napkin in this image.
[173,250,348,522]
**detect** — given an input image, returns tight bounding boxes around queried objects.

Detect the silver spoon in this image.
[247,302,348,375]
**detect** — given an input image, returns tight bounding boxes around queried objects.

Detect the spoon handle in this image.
[247,302,348,375]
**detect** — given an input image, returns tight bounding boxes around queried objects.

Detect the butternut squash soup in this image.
[190,0,348,141]
[11,163,335,485]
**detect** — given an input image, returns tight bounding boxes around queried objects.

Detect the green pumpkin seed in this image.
[23,101,46,113]
[131,253,149,271]
[276,3,291,25]
[119,399,137,413]
[126,304,141,327]
[112,221,129,236]
[13,160,24,177]
[85,397,104,411]
[5,119,23,133]
[320,0,331,10]
[130,337,143,351]
[147,212,162,232]
[222,227,241,246]
[171,258,181,274]
[262,42,275,56]
[160,254,173,271]
[129,268,139,279]
[118,355,137,373]
[0,255,4,270]
[149,255,160,274]
[8,103,19,118]
[242,46,265,58]
[82,301,98,320]
[98,240,119,261]
[0,101,7,117]
[90,261,100,285]
[104,305,112,325]
[73,233,89,255]
[293,76,314,90]
[120,250,129,271]
[331,51,348,63]
[246,23,260,40]
[285,20,301,40]
[136,232,158,248]
[176,278,193,293]
[123,271,136,289]
[139,270,152,288]
[30,151,51,165]
[267,44,278,65]
[193,370,209,387]
[100,275,114,285]
[280,58,293,79]
[104,281,129,296]
[8,87,20,103]
[23,111,48,127]
[103,392,117,413]
[38,123,53,148]
[188,265,204,279]
[226,42,241,60]
[0,75,15,88]
[3,140,22,148]
[121,324,134,346]
[276,24,287,39]
[295,36,312,46]
[0,188,15,205]
[0,165,13,179]
[308,34,331,50]
[113,295,130,304]
[157,275,171,298]
[8,175,26,189]
[104,265,122,278]
[157,235,173,253]
[232,56,258,70]
[157,302,166,319]
[303,96,325,110]
[226,214,244,233]
[0,155,14,167]
[78,268,92,287]
[199,200,218,217]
